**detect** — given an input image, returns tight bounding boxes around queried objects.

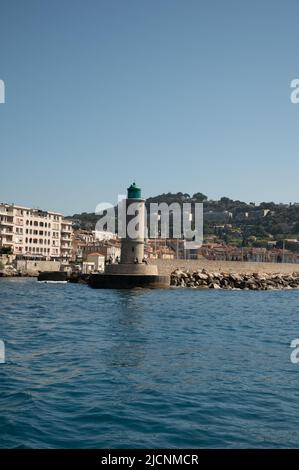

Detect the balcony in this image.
[1,238,14,245]
[0,208,13,217]
[61,237,71,243]
[61,250,72,256]
[0,218,14,226]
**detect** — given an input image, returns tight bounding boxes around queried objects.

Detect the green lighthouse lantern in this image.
[127,182,142,199]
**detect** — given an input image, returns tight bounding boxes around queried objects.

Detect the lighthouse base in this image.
[104,263,158,276]
[88,273,170,289]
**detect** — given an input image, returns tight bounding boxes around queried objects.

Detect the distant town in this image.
[1,191,299,276]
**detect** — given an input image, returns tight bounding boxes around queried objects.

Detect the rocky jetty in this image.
[171,269,299,290]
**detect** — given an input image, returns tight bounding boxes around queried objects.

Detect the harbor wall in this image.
[154,259,299,276]
[16,260,61,276]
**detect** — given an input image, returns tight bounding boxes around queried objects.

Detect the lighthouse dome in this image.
[127,182,142,199]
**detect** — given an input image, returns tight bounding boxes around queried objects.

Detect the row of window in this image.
[16,210,61,221]
[26,247,51,253]
[25,229,60,237]
[24,247,60,254]
[18,229,61,237]
[24,230,51,236]
[24,220,59,228]
[14,246,60,255]
[24,238,60,246]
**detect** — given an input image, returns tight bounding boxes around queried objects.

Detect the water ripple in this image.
[1,278,299,448]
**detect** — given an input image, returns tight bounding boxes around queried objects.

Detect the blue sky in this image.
[0,0,298,214]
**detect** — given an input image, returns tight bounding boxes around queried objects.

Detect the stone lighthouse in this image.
[120,182,145,264]
[89,182,170,288]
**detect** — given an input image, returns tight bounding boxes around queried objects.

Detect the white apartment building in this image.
[0,203,73,260]
[60,219,73,260]
[93,230,117,241]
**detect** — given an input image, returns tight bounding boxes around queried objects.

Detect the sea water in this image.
[0,278,299,448]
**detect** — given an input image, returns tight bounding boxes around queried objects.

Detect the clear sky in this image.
[0,0,298,214]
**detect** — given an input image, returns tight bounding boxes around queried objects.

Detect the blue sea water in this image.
[0,277,299,448]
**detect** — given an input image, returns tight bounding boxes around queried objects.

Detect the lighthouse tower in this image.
[89,182,170,288]
[120,182,145,264]
[107,181,155,275]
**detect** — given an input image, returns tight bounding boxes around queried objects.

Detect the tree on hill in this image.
[192,192,208,202]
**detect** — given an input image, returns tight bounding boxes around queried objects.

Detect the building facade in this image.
[0,203,73,260]
[83,239,121,262]
[60,219,73,261]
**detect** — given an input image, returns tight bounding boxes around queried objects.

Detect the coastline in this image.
[2,269,299,291]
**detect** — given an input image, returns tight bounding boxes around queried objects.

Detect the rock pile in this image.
[170,269,299,290]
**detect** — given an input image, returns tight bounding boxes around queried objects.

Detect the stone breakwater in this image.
[171,269,299,290]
